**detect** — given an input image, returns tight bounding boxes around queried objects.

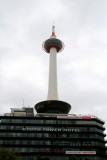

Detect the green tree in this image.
[36,156,50,160]
[0,147,20,160]
[29,156,35,160]
[69,155,77,160]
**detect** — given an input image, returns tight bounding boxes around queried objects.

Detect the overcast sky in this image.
[0,0,107,134]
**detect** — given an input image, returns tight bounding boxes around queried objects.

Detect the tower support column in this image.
[35,25,71,114]
[48,47,58,100]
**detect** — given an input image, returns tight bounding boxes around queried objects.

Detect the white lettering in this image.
[22,128,81,132]
[66,151,96,155]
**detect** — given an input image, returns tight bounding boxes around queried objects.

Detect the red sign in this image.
[57,116,92,119]
[39,150,64,153]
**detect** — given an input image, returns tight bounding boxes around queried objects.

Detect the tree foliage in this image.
[69,155,77,160]
[0,147,20,160]
[36,156,50,160]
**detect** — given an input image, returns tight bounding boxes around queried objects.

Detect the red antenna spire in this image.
[52,25,55,36]
[52,21,55,36]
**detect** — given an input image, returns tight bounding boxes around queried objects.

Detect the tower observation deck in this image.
[35,25,71,114]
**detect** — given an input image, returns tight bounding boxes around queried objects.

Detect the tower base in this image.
[34,100,71,114]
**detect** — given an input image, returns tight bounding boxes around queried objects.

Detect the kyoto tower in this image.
[35,25,71,114]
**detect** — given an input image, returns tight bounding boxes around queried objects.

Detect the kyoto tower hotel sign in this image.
[35,26,71,114]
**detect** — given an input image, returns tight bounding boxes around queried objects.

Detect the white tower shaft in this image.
[47,47,58,100]
[35,25,71,114]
